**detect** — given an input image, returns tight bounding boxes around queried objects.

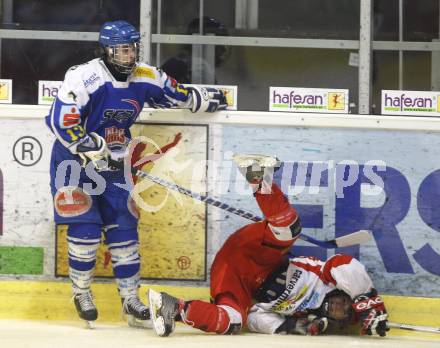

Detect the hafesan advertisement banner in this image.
[269,87,349,113]
[38,81,62,105]
[381,90,440,116]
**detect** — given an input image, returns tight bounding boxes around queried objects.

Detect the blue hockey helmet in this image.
[99,20,140,46]
[99,20,141,75]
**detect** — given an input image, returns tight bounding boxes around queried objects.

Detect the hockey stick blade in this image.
[387,322,440,334]
[297,230,371,249]
[109,159,369,249]
[334,230,372,248]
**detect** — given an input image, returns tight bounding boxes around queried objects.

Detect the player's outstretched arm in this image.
[275,315,328,336]
[144,68,227,112]
[248,305,327,336]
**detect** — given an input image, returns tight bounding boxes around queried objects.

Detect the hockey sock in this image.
[181,300,231,334]
[105,227,141,297]
[255,183,298,227]
[67,223,101,289]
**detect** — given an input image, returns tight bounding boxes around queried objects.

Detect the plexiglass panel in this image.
[3,0,140,31]
[159,44,359,112]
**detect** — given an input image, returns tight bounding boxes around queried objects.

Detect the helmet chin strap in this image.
[102,56,131,82]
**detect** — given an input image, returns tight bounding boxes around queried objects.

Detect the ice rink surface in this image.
[1,320,439,348]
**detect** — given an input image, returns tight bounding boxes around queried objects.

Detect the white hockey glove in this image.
[276,315,328,336]
[189,86,228,113]
[76,132,110,171]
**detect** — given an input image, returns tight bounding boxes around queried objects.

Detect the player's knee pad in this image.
[105,227,140,279]
[183,301,242,334]
[269,216,302,241]
[107,240,140,268]
[109,243,141,280]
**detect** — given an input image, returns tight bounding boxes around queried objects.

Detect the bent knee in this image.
[218,305,242,335]
[269,216,302,241]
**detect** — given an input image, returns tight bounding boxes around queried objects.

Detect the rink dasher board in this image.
[0,106,439,296]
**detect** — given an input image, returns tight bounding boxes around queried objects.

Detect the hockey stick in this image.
[387,322,440,334]
[109,159,371,249]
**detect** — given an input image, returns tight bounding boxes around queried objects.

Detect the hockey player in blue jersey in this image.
[45,20,227,328]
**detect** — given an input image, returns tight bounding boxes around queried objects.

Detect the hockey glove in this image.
[76,132,110,171]
[189,86,228,113]
[276,315,328,336]
[352,289,389,337]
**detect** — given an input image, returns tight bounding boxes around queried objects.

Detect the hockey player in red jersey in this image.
[148,155,302,336]
[148,154,389,338]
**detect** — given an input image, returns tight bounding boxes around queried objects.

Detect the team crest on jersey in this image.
[133,66,155,79]
[102,99,141,123]
[59,104,80,129]
[105,126,126,145]
[103,109,135,123]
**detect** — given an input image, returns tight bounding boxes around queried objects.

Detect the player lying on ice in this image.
[148,155,389,337]
[45,19,227,328]
[247,254,389,337]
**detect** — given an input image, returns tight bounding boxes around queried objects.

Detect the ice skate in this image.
[232,153,280,170]
[148,289,182,337]
[233,153,280,189]
[122,295,152,329]
[73,290,98,329]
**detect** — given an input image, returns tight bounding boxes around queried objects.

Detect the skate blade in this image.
[84,320,95,329]
[148,289,168,336]
[125,314,153,329]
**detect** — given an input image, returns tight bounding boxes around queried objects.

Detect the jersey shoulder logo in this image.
[59,104,80,129]
[133,66,155,79]
[83,72,100,88]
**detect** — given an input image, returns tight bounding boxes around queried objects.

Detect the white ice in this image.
[0,320,439,348]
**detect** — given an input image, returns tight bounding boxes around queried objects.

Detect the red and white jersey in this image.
[247,254,374,334]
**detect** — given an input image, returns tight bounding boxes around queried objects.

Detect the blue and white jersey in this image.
[45,58,193,158]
